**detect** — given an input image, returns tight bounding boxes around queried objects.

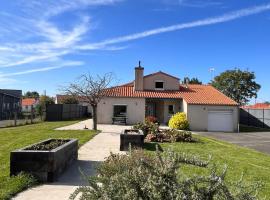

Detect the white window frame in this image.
[155,80,164,90]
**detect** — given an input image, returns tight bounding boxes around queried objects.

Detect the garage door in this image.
[208,110,233,132]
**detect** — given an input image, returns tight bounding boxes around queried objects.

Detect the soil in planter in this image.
[125,130,141,135]
[25,139,70,151]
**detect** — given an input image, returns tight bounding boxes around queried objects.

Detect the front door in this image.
[145,103,155,117]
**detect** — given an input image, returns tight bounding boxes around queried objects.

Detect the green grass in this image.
[145,135,270,198]
[0,121,97,200]
[240,124,270,132]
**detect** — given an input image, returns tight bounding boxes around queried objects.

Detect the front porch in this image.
[145,98,183,124]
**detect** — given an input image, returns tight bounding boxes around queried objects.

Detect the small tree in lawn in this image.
[62,73,113,130]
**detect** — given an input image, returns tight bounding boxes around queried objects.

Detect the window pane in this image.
[114,105,127,117]
[168,105,174,114]
[155,82,164,89]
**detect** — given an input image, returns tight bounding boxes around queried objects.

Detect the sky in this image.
[0,0,269,103]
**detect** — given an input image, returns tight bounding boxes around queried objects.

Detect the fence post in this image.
[31,105,33,124]
[247,108,250,126]
[14,111,17,126]
[263,109,265,128]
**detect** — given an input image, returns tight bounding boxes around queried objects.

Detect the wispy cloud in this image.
[0,1,270,83]
[80,3,270,48]
[160,0,223,8]
[0,61,83,77]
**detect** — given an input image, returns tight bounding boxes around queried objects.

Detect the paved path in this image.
[195,131,270,154]
[14,119,131,200]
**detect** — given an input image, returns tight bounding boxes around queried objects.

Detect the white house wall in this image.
[143,73,179,90]
[97,97,145,124]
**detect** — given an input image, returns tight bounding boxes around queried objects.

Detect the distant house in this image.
[241,103,270,109]
[22,98,39,112]
[0,89,22,120]
[98,64,239,132]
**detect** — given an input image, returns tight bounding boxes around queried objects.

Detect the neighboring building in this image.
[98,64,239,132]
[241,103,270,109]
[0,89,22,120]
[22,98,39,112]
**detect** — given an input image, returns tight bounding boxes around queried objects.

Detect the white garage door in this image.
[208,110,233,132]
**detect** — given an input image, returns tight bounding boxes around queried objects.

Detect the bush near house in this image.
[133,116,194,143]
[168,112,189,130]
[133,120,159,136]
[70,148,261,200]
[145,116,158,123]
[145,129,194,143]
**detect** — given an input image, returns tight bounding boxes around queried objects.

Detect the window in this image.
[168,105,174,114]
[155,81,164,90]
[113,105,127,117]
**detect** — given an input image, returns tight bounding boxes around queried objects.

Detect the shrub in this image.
[168,112,189,130]
[145,116,158,123]
[133,121,159,136]
[70,148,261,200]
[145,129,194,143]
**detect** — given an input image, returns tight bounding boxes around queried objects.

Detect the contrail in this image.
[78,3,270,49]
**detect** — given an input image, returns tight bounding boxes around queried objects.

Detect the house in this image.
[22,98,39,112]
[241,103,270,109]
[0,89,22,120]
[98,64,239,132]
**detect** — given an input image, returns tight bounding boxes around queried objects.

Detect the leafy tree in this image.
[211,69,261,105]
[61,96,79,104]
[39,95,55,106]
[264,101,270,105]
[23,91,40,99]
[36,95,55,120]
[183,77,202,84]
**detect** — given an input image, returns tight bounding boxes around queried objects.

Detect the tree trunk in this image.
[92,105,97,130]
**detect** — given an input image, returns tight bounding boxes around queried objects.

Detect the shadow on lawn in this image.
[143,142,163,152]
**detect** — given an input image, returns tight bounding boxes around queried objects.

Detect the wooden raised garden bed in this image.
[120,129,144,151]
[10,138,78,182]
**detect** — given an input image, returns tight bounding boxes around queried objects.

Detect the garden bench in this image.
[112,116,128,125]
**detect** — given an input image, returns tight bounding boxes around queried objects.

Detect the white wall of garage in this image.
[185,100,239,132]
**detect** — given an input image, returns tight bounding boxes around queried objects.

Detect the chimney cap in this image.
[135,60,144,69]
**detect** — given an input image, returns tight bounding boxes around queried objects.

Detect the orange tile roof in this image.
[103,84,238,106]
[22,98,37,106]
[241,103,270,109]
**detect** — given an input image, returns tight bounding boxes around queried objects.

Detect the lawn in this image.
[0,121,97,200]
[145,135,270,198]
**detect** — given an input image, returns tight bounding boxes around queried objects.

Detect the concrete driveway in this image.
[195,131,270,155]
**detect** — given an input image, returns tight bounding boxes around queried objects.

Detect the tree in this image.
[62,73,113,130]
[36,95,55,120]
[211,69,261,105]
[23,91,40,99]
[61,96,79,104]
[183,77,202,84]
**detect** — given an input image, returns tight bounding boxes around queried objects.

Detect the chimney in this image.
[134,61,144,91]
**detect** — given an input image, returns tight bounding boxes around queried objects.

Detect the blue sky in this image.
[0,0,269,103]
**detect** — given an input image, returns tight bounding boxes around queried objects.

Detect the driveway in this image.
[195,131,270,155]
